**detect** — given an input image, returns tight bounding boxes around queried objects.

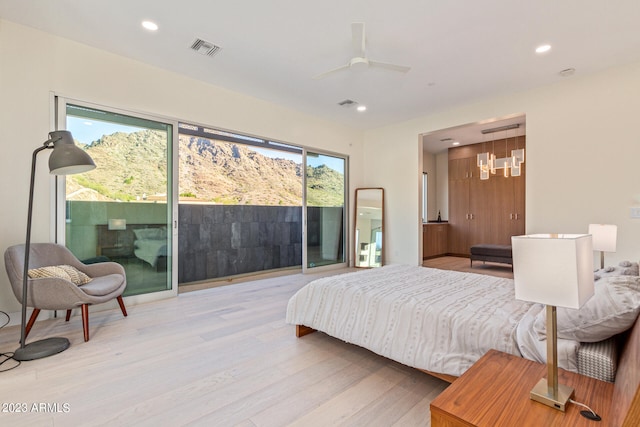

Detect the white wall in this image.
[364,60,640,267]
[0,20,364,317]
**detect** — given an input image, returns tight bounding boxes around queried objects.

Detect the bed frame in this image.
[296,315,640,424]
[296,325,458,383]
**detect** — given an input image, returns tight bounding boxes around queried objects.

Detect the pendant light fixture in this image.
[476,123,524,180]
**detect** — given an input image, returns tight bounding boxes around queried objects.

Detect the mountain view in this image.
[66,130,344,206]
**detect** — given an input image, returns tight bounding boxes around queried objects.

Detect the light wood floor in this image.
[423,256,514,279]
[0,268,449,427]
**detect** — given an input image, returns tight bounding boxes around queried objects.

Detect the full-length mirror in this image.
[354,188,384,267]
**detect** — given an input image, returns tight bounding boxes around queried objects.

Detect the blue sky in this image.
[252,147,344,174]
[67,116,145,145]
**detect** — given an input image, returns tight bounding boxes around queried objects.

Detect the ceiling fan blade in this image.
[369,60,411,73]
[312,63,350,80]
[351,22,365,56]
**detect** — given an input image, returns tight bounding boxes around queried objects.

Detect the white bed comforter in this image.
[286,264,578,376]
[134,239,167,268]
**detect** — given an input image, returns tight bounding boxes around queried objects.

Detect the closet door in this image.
[510,164,526,238]
[448,177,469,255]
[468,175,493,248]
[489,138,526,245]
[504,137,526,241]
[490,175,515,245]
[448,158,470,255]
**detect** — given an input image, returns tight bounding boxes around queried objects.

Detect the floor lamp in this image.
[512,234,594,412]
[588,224,617,269]
[14,130,95,361]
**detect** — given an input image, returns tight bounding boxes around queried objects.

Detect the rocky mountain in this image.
[68,130,168,202]
[67,130,344,206]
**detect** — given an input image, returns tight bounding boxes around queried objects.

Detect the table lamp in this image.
[511,234,594,411]
[14,130,95,361]
[588,224,617,269]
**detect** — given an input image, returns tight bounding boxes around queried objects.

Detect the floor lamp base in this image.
[13,337,70,361]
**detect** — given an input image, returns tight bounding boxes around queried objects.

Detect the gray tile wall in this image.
[178,205,304,283]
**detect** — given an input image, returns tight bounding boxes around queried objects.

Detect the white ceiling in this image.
[2,1,640,136]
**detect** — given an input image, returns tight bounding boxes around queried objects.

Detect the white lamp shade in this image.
[108,218,127,230]
[588,224,617,252]
[512,234,595,309]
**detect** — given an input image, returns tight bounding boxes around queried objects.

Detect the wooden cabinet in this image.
[423,223,449,259]
[490,171,525,245]
[468,177,493,247]
[448,138,525,255]
[430,350,613,427]
[449,157,475,181]
[448,175,470,255]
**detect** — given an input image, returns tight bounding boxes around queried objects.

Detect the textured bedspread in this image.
[287,264,540,376]
[134,239,167,268]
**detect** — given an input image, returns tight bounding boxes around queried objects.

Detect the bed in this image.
[132,226,168,268]
[286,264,640,383]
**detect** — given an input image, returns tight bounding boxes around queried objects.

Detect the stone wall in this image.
[66,201,343,285]
[178,204,304,283]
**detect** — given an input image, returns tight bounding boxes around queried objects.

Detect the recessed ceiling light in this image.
[535,44,551,54]
[452,141,460,146]
[356,105,367,112]
[142,20,158,31]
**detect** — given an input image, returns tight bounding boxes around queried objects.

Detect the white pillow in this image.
[534,275,640,342]
[594,261,639,280]
[28,264,92,286]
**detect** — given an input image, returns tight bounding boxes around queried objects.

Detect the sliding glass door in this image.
[304,152,347,270]
[57,100,175,297]
[176,123,304,283]
[55,98,347,289]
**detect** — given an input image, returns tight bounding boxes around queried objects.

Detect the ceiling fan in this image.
[313,22,411,80]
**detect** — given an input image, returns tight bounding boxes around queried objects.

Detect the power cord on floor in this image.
[570,398,602,421]
[0,310,21,372]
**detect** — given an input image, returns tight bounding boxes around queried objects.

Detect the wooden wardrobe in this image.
[447,137,525,256]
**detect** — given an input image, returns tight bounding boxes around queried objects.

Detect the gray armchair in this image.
[4,243,127,342]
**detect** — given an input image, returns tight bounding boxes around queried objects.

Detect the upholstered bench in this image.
[470,244,513,267]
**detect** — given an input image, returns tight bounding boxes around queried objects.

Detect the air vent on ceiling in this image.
[440,138,453,142]
[190,38,222,57]
[338,99,357,108]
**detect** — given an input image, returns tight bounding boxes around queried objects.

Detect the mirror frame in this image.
[353,187,384,268]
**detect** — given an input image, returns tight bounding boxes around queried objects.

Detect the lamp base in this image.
[13,337,70,361]
[530,378,574,412]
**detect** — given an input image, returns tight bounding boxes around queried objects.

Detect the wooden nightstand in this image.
[430,349,614,427]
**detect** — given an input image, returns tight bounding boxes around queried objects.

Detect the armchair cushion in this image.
[80,274,125,296]
[28,264,92,286]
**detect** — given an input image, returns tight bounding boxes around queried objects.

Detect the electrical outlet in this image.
[631,207,640,218]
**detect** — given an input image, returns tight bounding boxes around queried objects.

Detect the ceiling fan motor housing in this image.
[349,57,370,69]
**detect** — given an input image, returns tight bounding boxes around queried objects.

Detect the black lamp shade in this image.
[48,130,96,175]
